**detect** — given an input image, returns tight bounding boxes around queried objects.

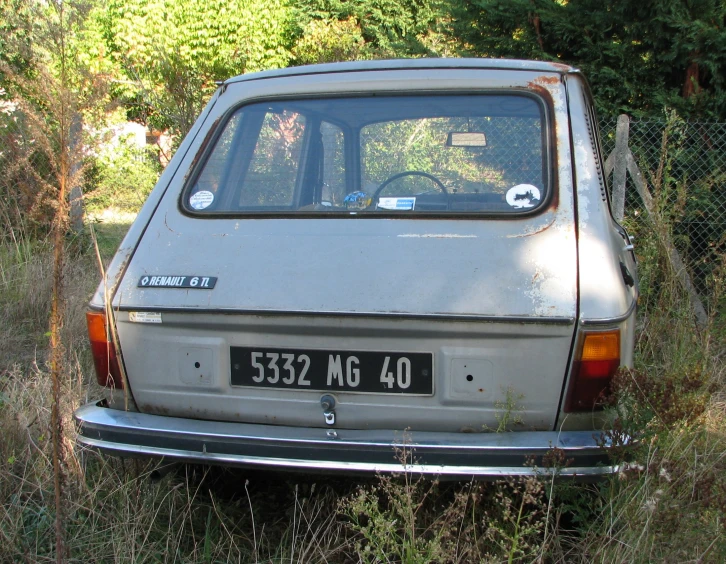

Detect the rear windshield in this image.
[183,94,549,215]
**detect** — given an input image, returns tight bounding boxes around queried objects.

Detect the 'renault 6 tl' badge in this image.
[138,275,217,289]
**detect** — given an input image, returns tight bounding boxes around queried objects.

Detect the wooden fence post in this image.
[611,114,630,222]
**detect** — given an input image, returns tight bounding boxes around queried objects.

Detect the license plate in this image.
[230,347,433,395]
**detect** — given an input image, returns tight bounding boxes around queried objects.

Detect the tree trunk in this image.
[682,59,700,99]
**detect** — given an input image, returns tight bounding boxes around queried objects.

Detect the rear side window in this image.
[239,111,306,207]
[184,94,550,215]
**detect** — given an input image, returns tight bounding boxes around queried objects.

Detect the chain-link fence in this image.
[600,117,726,302]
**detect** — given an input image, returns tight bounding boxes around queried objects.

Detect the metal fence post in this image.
[611,114,630,221]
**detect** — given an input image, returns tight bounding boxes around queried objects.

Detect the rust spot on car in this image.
[531,75,561,86]
[112,263,127,288]
[526,83,557,120]
[506,215,557,238]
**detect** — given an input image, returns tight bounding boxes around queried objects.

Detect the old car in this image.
[75,59,638,478]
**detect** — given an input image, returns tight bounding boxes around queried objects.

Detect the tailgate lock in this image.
[320,395,336,426]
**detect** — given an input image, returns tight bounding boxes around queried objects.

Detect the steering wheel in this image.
[371,171,448,204]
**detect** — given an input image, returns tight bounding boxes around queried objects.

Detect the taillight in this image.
[86,310,123,389]
[564,330,620,412]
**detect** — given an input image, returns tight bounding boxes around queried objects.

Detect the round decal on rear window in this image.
[506,184,541,209]
[189,190,214,210]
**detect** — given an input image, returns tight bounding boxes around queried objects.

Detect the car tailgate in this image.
[112,206,577,432]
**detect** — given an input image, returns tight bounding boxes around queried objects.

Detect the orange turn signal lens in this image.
[581,331,620,361]
[86,310,108,342]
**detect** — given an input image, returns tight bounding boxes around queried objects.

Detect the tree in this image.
[291,0,445,61]
[453,0,726,119]
[100,0,294,136]
[292,17,367,65]
[1,0,109,235]
[0,2,113,560]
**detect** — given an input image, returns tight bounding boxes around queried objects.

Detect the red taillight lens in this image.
[86,310,123,389]
[564,330,620,412]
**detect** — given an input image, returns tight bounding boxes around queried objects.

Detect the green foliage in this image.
[292,0,443,59]
[0,0,110,238]
[343,471,460,563]
[578,170,726,561]
[455,0,726,119]
[292,18,367,64]
[607,111,726,307]
[101,0,294,135]
[490,388,525,433]
[0,0,36,79]
[343,471,553,562]
[84,134,161,214]
[593,364,725,561]
[105,0,293,76]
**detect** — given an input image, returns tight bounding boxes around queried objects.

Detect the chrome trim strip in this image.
[579,298,637,326]
[76,436,616,478]
[110,306,575,325]
[75,403,606,451]
[75,403,616,478]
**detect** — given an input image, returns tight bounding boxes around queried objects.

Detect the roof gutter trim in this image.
[225,58,577,86]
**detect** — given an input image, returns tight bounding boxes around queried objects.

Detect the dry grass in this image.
[0,213,724,562]
[0,224,357,562]
[0,325,352,562]
[0,233,92,373]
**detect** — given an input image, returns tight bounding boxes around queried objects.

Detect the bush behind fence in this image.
[600,117,726,304]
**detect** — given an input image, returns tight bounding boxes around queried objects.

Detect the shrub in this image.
[84,133,161,215]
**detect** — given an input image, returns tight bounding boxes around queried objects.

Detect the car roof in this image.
[224,58,578,86]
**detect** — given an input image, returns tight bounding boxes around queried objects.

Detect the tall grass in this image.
[576,210,726,562]
[0,222,350,562]
[1,160,725,562]
[1,216,723,562]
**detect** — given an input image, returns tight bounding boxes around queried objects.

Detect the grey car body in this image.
[75,59,638,478]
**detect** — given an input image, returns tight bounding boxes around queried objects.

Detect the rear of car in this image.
[76,59,637,477]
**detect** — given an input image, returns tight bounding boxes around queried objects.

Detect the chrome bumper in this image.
[74,402,616,478]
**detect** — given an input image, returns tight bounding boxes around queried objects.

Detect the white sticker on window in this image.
[506,185,541,209]
[377,197,416,210]
[129,312,162,324]
[189,190,214,210]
